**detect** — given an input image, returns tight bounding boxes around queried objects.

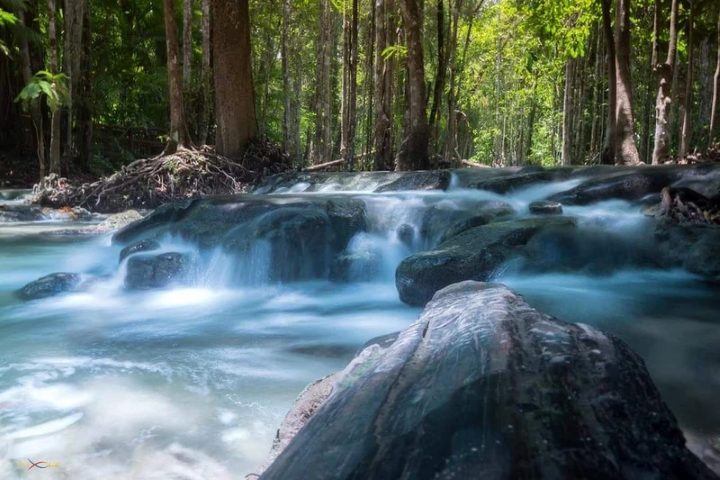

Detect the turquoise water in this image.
[0,187,719,478]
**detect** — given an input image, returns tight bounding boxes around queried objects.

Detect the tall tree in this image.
[163,0,189,154]
[396,0,429,170]
[63,0,86,168]
[183,0,193,87]
[199,0,211,145]
[651,0,679,164]
[679,0,695,157]
[212,0,258,158]
[313,0,334,164]
[614,0,641,165]
[340,0,359,170]
[600,0,617,164]
[710,7,720,146]
[373,0,395,170]
[47,0,61,174]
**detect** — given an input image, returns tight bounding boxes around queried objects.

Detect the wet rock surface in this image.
[17,272,84,300]
[260,282,717,480]
[124,252,196,290]
[529,200,563,215]
[119,239,161,263]
[396,217,576,306]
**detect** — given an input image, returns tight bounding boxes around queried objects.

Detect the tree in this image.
[47,0,62,174]
[340,0,359,170]
[373,0,396,171]
[679,0,695,157]
[710,8,720,146]
[396,0,429,171]
[212,0,258,158]
[651,0,679,164]
[163,0,189,154]
[614,0,641,165]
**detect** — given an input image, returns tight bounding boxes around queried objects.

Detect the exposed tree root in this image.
[32,139,293,213]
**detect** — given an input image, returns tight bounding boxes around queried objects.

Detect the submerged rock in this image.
[420,200,515,244]
[529,200,563,215]
[17,273,83,300]
[119,239,161,263]
[329,250,382,282]
[396,216,575,306]
[124,252,196,290]
[374,170,451,192]
[261,281,716,480]
[326,198,367,250]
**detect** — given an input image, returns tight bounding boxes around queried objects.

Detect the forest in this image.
[0,0,720,184]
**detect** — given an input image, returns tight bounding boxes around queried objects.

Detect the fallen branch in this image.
[461,159,491,168]
[304,159,346,172]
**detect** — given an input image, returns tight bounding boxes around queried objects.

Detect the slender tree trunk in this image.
[199,0,211,145]
[641,2,659,163]
[18,5,46,179]
[600,0,617,164]
[63,0,85,169]
[652,0,678,164]
[163,0,189,154]
[710,9,720,147]
[77,5,92,169]
[212,0,257,158]
[47,0,62,175]
[339,0,359,170]
[614,0,641,165]
[373,0,394,170]
[183,0,193,86]
[428,0,446,139]
[679,1,694,157]
[313,0,334,164]
[444,0,462,167]
[561,58,574,165]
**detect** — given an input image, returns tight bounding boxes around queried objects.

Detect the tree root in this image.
[32,139,293,213]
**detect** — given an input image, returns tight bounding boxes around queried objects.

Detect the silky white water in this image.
[0,183,718,479]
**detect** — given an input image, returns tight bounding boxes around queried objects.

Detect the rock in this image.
[672,167,720,199]
[374,170,451,192]
[124,252,196,290]
[396,217,575,306]
[420,200,515,245]
[546,166,715,206]
[529,200,563,215]
[17,273,83,300]
[326,198,367,250]
[657,187,720,224]
[119,239,161,263]
[396,224,415,247]
[357,331,399,353]
[94,209,144,234]
[113,198,202,243]
[261,281,716,480]
[329,251,382,282]
[0,204,44,222]
[685,230,720,282]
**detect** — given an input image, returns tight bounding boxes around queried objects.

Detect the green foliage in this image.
[15,70,70,112]
[0,6,18,56]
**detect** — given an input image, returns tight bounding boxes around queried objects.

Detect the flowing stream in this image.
[1,180,719,479]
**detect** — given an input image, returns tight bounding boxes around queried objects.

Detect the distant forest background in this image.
[0,0,719,181]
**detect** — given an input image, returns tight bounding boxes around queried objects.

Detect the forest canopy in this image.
[0,0,719,180]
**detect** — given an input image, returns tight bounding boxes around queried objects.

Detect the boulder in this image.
[124,252,196,289]
[0,204,44,222]
[657,187,720,224]
[529,200,563,215]
[93,209,144,234]
[374,170,451,192]
[113,197,202,243]
[685,230,720,282]
[326,198,367,250]
[119,239,161,263]
[260,282,716,480]
[329,250,382,283]
[17,273,83,300]
[420,200,515,245]
[396,217,575,306]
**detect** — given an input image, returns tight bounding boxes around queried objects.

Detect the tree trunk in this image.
[339,0,359,170]
[651,0,678,164]
[600,0,617,164]
[183,0,193,87]
[614,0,641,165]
[212,0,258,158]
[642,0,660,163]
[679,1,694,157]
[77,5,92,169]
[710,9,720,147]
[63,0,85,168]
[373,0,394,171]
[199,0,211,145]
[163,0,189,154]
[444,0,462,167]
[561,58,574,165]
[313,0,334,164]
[396,0,428,171]
[48,0,62,175]
[428,0,446,139]
[17,5,46,180]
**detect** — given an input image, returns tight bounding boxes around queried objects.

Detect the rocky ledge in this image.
[257,281,718,480]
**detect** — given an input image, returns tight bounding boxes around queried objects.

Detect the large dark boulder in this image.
[326,198,367,250]
[113,197,202,243]
[17,272,84,300]
[119,239,161,263]
[396,217,575,306]
[685,230,720,282]
[454,166,573,193]
[260,281,716,480]
[124,252,196,289]
[420,200,515,245]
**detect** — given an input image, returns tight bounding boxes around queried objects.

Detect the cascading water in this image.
[0,174,719,479]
